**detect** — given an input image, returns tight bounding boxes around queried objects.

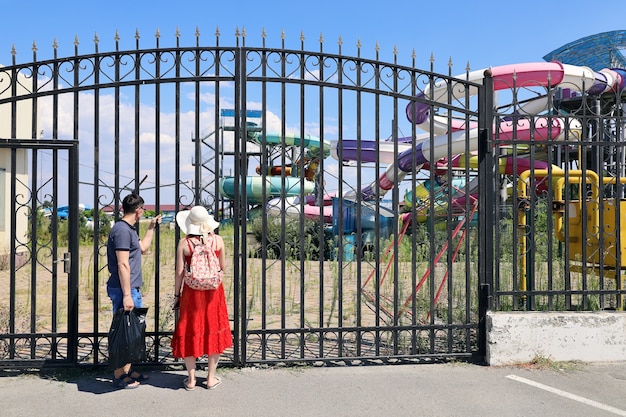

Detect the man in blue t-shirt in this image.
[106,193,162,389]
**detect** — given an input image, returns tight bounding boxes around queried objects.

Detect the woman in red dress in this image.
[171,206,233,390]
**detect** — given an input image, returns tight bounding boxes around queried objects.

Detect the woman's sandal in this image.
[113,373,140,389]
[183,377,196,391]
[203,376,222,390]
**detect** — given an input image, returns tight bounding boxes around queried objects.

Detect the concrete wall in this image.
[487,311,626,365]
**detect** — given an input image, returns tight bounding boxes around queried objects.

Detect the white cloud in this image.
[31,77,346,206]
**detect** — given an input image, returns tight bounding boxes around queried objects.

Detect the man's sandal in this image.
[129,369,149,382]
[113,374,140,389]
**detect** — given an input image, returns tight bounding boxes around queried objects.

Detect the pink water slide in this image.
[336,62,626,200]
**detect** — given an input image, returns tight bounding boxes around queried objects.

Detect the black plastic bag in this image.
[108,308,148,369]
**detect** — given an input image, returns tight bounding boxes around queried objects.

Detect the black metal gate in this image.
[0,30,486,368]
[0,138,80,367]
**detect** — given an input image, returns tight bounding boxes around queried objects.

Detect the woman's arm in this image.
[216,234,226,271]
[174,238,186,296]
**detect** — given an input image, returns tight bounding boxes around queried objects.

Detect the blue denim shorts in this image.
[107,286,143,312]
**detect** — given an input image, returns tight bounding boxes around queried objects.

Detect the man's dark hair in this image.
[122,193,144,214]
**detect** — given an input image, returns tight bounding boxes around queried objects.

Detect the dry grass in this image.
[510,356,584,372]
[0,223,475,338]
[0,223,179,335]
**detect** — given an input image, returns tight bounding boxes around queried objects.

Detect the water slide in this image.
[266,194,334,222]
[219,132,330,209]
[219,176,315,205]
[331,62,626,201]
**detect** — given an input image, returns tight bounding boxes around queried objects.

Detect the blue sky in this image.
[3,0,623,72]
[1,0,624,206]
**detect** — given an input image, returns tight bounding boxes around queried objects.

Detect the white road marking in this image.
[506,374,626,416]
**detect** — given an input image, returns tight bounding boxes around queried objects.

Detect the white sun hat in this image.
[175,206,220,235]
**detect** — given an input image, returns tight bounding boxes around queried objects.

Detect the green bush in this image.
[29,208,111,247]
[250,217,334,260]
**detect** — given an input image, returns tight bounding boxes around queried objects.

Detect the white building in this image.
[0,64,34,265]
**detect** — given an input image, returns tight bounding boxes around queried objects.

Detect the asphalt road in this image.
[2,361,626,416]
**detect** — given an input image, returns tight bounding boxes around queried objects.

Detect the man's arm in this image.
[116,249,134,311]
[139,214,162,254]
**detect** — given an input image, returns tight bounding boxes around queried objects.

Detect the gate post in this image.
[67,140,80,364]
[478,70,494,362]
[231,46,245,366]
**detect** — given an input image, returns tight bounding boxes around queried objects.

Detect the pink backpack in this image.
[184,234,223,290]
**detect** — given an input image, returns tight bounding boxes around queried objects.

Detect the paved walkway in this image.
[2,361,626,416]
